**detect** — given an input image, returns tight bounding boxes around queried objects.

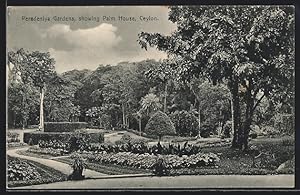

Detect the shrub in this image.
[145,111,176,141]
[152,157,169,176]
[120,134,132,143]
[7,132,20,143]
[170,110,199,137]
[24,131,104,145]
[200,124,212,138]
[68,153,86,180]
[44,122,88,132]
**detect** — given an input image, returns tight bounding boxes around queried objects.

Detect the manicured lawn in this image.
[7,156,67,187]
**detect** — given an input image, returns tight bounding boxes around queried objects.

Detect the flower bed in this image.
[7,142,28,149]
[8,156,42,181]
[7,156,67,187]
[39,139,203,156]
[80,151,220,169]
[27,146,69,156]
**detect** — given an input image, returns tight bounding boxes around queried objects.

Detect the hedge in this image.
[23,131,104,145]
[44,122,88,132]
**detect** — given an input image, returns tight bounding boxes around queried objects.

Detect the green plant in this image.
[68,153,86,180]
[120,134,132,143]
[145,111,176,142]
[152,157,169,176]
[44,122,88,132]
[170,110,199,137]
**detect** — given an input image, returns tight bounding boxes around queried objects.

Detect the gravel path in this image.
[7,147,107,178]
[10,174,294,189]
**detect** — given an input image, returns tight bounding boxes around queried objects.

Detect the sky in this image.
[7,6,177,73]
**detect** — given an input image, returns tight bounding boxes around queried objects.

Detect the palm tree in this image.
[140,93,162,116]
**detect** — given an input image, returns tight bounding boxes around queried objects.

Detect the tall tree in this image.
[8,49,56,131]
[138,6,294,150]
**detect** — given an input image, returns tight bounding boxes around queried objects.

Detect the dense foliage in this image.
[144,111,176,140]
[44,122,88,132]
[170,110,199,136]
[7,156,42,181]
[138,6,294,149]
[81,151,220,169]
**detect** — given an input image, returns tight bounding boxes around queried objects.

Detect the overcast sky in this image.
[7,6,177,73]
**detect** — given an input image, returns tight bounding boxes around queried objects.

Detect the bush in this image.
[170,110,199,137]
[24,131,104,145]
[152,157,169,176]
[145,111,176,140]
[44,122,88,132]
[200,124,212,138]
[7,132,20,143]
[120,134,132,143]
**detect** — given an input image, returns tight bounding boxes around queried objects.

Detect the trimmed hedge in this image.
[44,122,88,132]
[23,131,104,145]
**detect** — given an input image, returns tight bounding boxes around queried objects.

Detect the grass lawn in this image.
[7,156,67,187]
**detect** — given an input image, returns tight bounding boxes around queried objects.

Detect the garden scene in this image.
[7,6,295,189]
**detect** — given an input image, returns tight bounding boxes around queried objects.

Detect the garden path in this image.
[9,174,295,189]
[7,147,107,178]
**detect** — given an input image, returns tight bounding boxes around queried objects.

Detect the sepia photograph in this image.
[6,5,295,190]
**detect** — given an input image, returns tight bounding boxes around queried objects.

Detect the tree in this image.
[140,93,162,116]
[8,49,56,131]
[170,110,199,136]
[138,6,294,150]
[144,111,176,142]
[145,60,177,113]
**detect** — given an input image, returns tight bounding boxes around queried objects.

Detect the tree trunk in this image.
[241,89,255,150]
[198,104,201,138]
[164,81,168,113]
[39,87,45,131]
[122,102,126,126]
[229,81,242,149]
[138,118,142,136]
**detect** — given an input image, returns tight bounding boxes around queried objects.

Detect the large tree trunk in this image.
[241,88,255,150]
[39,87,45,131]
[229,81,242,149]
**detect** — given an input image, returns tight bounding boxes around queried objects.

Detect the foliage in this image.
[152,157,169,176]
[140,93,162,116]
[7,132,20,143]
[28,145,68,156]
[170,110,199,136]
[82,151,220,169]
[138,6,294,149]
[24,131,104,146]
[44,122,88,132]
[8,156,42,181]
[68,153,86,180]
[7,156,67,187]
[145,111,176,139]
